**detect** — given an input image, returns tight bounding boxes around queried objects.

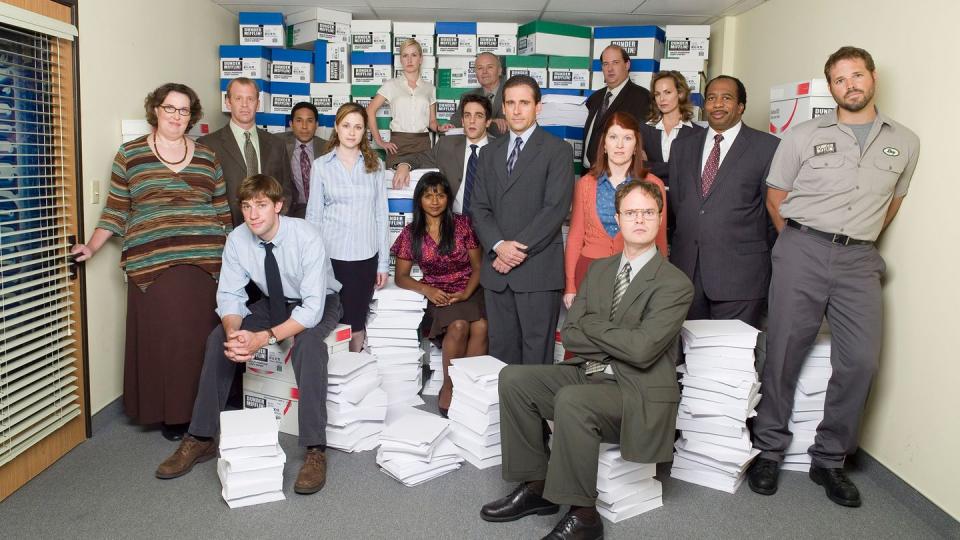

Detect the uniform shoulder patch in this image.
[813,142,836,156]
[882,146,900,156]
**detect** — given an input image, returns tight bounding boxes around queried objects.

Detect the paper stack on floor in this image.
[368,281,427,406]
[596,444,661,522]
[217,408,286,508]
[782,333,832,471]
[325,351,387,452]
[422,344,443,396]
[376,407,462,486]
[447,355,506,469]
[670,320,761,494]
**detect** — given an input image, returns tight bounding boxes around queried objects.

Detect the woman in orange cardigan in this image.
[563,111,668,309]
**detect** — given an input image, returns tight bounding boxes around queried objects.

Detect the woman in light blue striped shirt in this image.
[306,102,389,351]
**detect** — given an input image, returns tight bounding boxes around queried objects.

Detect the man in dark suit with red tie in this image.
[282,102,329,218]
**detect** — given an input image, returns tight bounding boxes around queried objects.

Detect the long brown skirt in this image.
[386,131,432,169]
[123,264,219,425]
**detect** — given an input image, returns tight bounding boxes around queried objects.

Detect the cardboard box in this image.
[664,25,710,60]
[243,373,300,436]
[351,20,392,53]
[309,83,352,117]
[392,21,435,55]
[393,55,436,85]
[313,40,350,83]
[255,112,287,134]
[547,56,591,90]
[239,12,285,47]
[543,125,585,162]
[247,324,352,384]
[591,59,659,90]
[350,51,392,85]
[285,7,351,49]
[477,22,518,55]
[436,87,471,124]
[269,48,312,83]
[518,20,591,57]
[220,79,269,113]
[592,25,664,60]
[437,56,477,88]
[219,45,271,80]
[659,58,707,73]
[504,54,548,88]
[352,85,391,117]
[435,22,477,56]
[267,82,310,115]
[769,78,834,135]
[367,116,392,150]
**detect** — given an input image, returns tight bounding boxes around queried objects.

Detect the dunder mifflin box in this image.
[267,82,310,115]
[394,55,436,84]
[477,22,518,55]
[436,87,471,125]
[543,125,585,162]
[351,20,392,53]
[548,56,591,90]
[393,21,435,55]
[592,25,665,60]
[351,52,392,85]
[286,7,351,49]
[247,324,352,385]
[351,85,392,117]
[313,40,350,83]
[367,116,392,150]
[659,57,707,93]
[220,79,269,113]
[437,56,477,88]
[664,25,710,60]
[269,48,312,83]
[769,78,834,135]
[239,12,285,47]
[219,45,271,80]
[435,22,477,56]
[255,112,287,134]
[243,373,300,436]
[309,83,352,119]
[518,20,591,57]
[504,54,548,88]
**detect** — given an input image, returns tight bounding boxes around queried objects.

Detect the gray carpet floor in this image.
[1,398,956,540]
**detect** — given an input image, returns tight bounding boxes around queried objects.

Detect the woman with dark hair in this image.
[307,102,388,352]
[390,172,486,417]
[71,83,232,440]
[563,111,669,309]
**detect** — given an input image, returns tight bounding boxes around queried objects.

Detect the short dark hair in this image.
[237,174,284,205]
[824,46,876,81]
[503,74,541,104]
[615,179,663,213]
[460,93,493,119]
[290,101,319,122]
[705,75,747,108]
[144,83,203,131]
[603,44,630,64]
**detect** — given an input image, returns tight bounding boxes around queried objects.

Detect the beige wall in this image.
[727,0,960,519]
[78,0,234,414]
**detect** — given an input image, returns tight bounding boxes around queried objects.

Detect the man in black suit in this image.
[281,102,328,218]
[393,94,494,214]
[582,45,652,168]
[470,75,574,365]
[449,52,507,137]
[668,75,780,327]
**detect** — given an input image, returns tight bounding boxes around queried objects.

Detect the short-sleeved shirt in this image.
[766,109,920,241]
[377,76,436,133]
[390,214,479,294]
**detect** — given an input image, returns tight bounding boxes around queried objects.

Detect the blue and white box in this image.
[309,83,352,119]
[543,125,585,162]
[239,12,285,47]
[270,48,313,83]
[393,21,435,55]
[255,112,287,134]
[351,20,392,53]
[664,25,710,60]
[350,52,393,85]
[591,59,660,91]
[592,26,665,60]
[435,22,477,56]
[267,82,310,115]
[286,7,351,49]
[220,79,269,113]
[477,22,518,55]
[313,40,350,83]
[219,45,271,80]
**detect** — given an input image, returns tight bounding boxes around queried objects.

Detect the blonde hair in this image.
[398,38,423,74]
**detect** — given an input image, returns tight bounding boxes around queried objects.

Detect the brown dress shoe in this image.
[295,448,327,494]
[155,435,217,479]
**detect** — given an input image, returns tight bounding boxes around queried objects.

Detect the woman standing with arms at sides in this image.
[642,70,705,183]
[391,172,487,417]
[307,102,389,352]
[563,112,668,309]
[71,83,232,440]
[366,38,444,171]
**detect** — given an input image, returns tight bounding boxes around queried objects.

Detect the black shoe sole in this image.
[155,452,215,480]
[294,481,326,495]
[480,504,560,523]
[748,477,778,496]
[809,470,861,508]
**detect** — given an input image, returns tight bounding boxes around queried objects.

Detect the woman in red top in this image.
[392,172,487,416]
[563,111,668,309]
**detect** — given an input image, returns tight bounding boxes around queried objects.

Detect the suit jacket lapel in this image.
[691,129,709,202]
[218,126,247,171]
[593,256,619,318]
[448,136,466,195]
[704,127,751,204]
[612,254,661,325]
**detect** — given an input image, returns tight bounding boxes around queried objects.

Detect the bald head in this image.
[474,52,502,92]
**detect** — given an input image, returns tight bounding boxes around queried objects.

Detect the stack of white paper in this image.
[596,444,662,523]
[422,344,444,396]
[325,351,388,452]
[376,407,463,486]
[670,320,761,494]
[369,282,428,407]
[782,333,832,471]
[383,167,440,199]
[217,408,286,508]
[537,93,589,126]
[447,355,506,469]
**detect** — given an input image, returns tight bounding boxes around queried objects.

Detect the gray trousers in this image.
[485,287,561,365]
[189,294,342,447]
[753,226,884,468]
[499,364,621,507]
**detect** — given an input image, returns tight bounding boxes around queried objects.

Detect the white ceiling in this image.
[212,0,766,25]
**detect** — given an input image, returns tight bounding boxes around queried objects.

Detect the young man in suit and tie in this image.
[282,102,329,218]
[667,75,780,327]
[470,75,574,365]
[449,52,507,137]
[392,94,494,214]
[481,180,693,539]
[199,77,292,226]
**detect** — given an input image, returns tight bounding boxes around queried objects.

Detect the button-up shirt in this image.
[700,120,742,174]
[652,119,694,162]
[583,78,629,167]
[377,76,437,133]
[291,140,315,204]
[453,135,489,213]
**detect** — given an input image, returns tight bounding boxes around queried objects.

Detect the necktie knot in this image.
[714,133,724,144]
[300,143,308,151]
[263,241,274,253]
[244,131,252,141]
[470,143,478,154]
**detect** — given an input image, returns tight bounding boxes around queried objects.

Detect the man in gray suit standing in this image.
[449,52,507,137]
[281,102,329,218]
[470,75,574,365]
[668,75,780,327]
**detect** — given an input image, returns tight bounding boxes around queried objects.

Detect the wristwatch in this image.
[266,328,278,346]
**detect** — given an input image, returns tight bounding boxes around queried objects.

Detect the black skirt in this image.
[331,256,378,331]
[419,288,486,341]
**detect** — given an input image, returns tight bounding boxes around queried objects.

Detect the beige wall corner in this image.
[707,16,737,79]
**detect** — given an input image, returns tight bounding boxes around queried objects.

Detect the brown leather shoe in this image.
[155,435,217,479]
[294,448,327,494]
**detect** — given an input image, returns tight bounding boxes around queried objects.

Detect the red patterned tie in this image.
[299,144,311,202]
[701,133,724,197]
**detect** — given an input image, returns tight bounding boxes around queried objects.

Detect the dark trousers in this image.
[189,294,343,447]
[753,226,884,468]
[688,258,766,328]
[485,287,561,365]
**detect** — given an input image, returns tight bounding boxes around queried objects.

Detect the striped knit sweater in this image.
[97,136,233,291]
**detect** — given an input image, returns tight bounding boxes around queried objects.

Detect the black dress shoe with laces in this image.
[810,465,861,507]
[747,457,780,495]
[480,482,560,522]
[541,509,604,540]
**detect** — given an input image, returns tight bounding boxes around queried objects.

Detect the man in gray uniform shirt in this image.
[748,46,920,508]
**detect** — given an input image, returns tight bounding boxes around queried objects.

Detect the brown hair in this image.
[326,102,382,173]
[588,111,649,180]
[615,179,663,213]
[144,83,202,131]
[648,70,695,123]
[824,46,876,81]
[225,76,258,98]
[237,174,284,204]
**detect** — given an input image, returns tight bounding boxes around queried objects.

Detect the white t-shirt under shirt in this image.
[377,76,437,134]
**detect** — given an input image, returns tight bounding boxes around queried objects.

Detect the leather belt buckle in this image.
[831,233,851,246]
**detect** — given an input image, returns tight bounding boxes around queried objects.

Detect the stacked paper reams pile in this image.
[782,333,832,471]
[596,444,662,522]
[376,407,463,486]
[368,282,427,406]
[670,320,761,493]
[325,351,387,452]
[422,344,443,396]
[217,408,286,508]
[447,355,506,469]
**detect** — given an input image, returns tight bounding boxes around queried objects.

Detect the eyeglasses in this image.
[159,104,191,117]
[619,208,659,222]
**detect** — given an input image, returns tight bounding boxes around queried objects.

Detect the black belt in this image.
[785,219,873,246]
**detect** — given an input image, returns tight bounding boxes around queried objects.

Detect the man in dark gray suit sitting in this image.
[281,102,328,218]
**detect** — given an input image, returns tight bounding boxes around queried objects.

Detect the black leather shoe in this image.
[161,423,188,442]
[542,509,604,540]
[810,465,861,507]
[480,483,560,522]
[747,457,780,495]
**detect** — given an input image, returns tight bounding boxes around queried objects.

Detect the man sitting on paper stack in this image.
[481,180,693,539]
[156,174,343,495]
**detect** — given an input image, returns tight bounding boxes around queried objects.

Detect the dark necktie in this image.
[593,90,613,134]
[244,131,259,176]
[299,143,311,203]
[507,137,522,175]
[263,242,286,326]
[462,144,478,213]
[701,133,724,197]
